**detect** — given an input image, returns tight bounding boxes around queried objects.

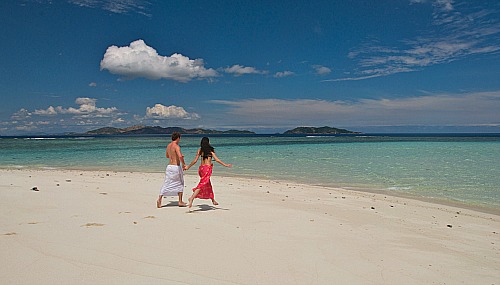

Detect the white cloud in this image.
[312,65,332,75]
[224,65,268,76]
[34,98,118,116]
[145,104,200,120]
[15,123,37,131]
[33,106,58,115]
[100,40,219,82]
[274,71,295,78]
[433,0,454,12]
[5,97,126,134]
[68,0,152,16]
[323,74,383,82]
[335,0,500,81]
[211,91,500,127]
[11,108,32,120]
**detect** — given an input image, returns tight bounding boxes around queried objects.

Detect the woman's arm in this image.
[211,152,232,168]
[185,149,201,170]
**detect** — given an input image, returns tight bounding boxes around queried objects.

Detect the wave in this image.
[387,186,412,191]
[306,135,330,138]
[24,138,57,140]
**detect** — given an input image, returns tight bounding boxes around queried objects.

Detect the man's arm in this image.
[175,145,186,167]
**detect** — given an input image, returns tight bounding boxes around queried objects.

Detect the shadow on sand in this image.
[160,201,186,208]
[188,204,230,213]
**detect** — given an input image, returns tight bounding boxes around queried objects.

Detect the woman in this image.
[185,137,232,208]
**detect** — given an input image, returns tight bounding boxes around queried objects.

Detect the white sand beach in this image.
[0,169,499,284]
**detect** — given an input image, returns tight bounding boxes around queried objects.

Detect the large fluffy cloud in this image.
[145,104,200,120]
[100,40,219,82]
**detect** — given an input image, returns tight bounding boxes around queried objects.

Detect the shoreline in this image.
[2,166,499,216]
[339,185,500,216]
[1,168,499,284]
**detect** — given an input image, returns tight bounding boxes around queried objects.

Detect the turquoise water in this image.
[1,134,499,210]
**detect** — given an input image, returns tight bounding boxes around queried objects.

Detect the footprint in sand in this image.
[81,223,105,227]
[143,216,156,219]
[4,232,17,236]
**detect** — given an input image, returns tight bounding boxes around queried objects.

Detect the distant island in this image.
[84,125,255,135]
[283,126,360,135]
[82,125,359,135]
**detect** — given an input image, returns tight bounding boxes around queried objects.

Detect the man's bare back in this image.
[166,141,185,167]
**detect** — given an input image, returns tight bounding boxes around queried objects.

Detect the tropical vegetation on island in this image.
[283,126,360,135]
[83,125,359,135]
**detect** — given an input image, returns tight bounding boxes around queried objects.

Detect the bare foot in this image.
[156,199,162,208]
[178,201,187,207]
[212,200,219,206]
[188,197,194,208]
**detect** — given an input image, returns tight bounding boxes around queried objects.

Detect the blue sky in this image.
[1,0,499,135]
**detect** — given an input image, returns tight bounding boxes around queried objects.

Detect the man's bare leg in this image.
[178,192,187,207]
[157,195,163,208]
[188,189,201,208]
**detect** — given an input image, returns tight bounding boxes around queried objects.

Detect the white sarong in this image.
[159,165,184,196]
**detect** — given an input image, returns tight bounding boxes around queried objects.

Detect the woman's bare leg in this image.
[188,189,201,208]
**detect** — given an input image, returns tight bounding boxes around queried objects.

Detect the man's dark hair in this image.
[171,132,181,141]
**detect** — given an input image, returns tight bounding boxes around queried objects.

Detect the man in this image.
[157,132,187,208]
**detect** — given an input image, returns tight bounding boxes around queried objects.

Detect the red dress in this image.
[193,164,214,199]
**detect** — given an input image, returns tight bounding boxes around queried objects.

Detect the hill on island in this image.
[84,125,255,135]
[283,126,360,135]
[83,125,359,135]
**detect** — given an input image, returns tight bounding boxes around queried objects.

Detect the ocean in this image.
[1,134,499,211]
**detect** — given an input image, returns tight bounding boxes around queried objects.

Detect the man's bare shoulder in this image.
[170,142,180,150]
[167,141,178,148]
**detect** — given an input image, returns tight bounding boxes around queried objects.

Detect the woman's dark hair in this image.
[200,137,214,158]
